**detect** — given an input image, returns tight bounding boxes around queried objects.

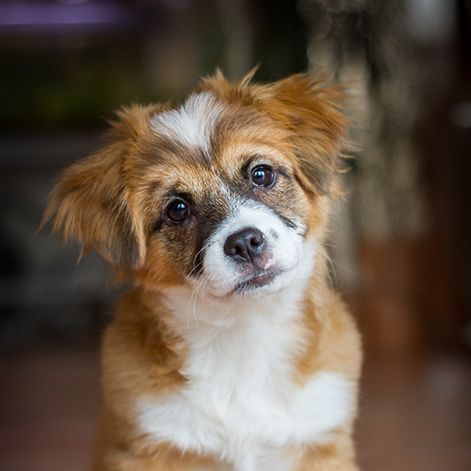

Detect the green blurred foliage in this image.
[0,34,153,130]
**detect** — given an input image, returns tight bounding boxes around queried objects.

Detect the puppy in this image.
[44,72,362,471]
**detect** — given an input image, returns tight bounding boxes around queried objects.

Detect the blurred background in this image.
[1,0,471,470]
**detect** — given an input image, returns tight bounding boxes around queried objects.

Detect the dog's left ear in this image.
[41,105,162,270]
[254,74,350,195]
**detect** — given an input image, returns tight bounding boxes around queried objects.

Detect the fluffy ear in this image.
[255,74,350,195]
[42,105,161,270]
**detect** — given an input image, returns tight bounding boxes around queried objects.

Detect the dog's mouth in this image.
[233,268,281,294]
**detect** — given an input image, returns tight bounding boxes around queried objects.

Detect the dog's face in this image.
[44,73,348,301]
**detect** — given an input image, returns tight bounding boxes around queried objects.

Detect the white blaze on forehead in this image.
[150,91,225,154]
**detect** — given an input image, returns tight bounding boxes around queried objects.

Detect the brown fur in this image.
[43,72,362,471]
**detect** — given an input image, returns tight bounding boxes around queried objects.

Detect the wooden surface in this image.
[0,344,470,471]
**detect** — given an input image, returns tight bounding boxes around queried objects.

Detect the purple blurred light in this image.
[0,0,140,32]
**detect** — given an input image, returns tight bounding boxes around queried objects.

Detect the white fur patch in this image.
[151,92,224,154]
[137,366,354,471]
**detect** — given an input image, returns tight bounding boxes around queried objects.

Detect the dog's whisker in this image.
[211,304,233,331]
[188,243,210,279]
[317,247,336,303]
[187,277,209,327]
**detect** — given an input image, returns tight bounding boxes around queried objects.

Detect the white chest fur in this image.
[136,296,354,471]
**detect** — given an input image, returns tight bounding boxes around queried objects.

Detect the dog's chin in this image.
[204,267,295,301]
[233,269,281,295]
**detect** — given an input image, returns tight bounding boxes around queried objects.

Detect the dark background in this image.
[1,1,471,470]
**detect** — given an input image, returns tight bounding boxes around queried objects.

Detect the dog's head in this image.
[43,73,349,300]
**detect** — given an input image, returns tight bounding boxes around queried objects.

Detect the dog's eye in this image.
[251,165,276,188]
[166,199,190,225]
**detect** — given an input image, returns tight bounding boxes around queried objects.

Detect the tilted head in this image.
[43,72,349,301]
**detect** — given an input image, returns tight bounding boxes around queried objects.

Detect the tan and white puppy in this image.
[44,72,362,471]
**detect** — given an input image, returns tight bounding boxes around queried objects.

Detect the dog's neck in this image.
[156,282,306,401]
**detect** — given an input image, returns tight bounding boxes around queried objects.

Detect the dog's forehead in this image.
[148,89,290,168]
[150,91,225,159]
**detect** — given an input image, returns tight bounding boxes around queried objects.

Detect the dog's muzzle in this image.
[223,227,281,293]
[199,202,303,298]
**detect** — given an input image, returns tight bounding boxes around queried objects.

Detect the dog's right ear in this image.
[251,74,351,196]
[41,104,163,271]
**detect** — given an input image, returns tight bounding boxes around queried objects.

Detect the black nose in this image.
[224,227,265,263]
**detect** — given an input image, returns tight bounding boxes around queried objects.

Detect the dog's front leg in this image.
[293,435,360,471]
[94,449,225,471]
